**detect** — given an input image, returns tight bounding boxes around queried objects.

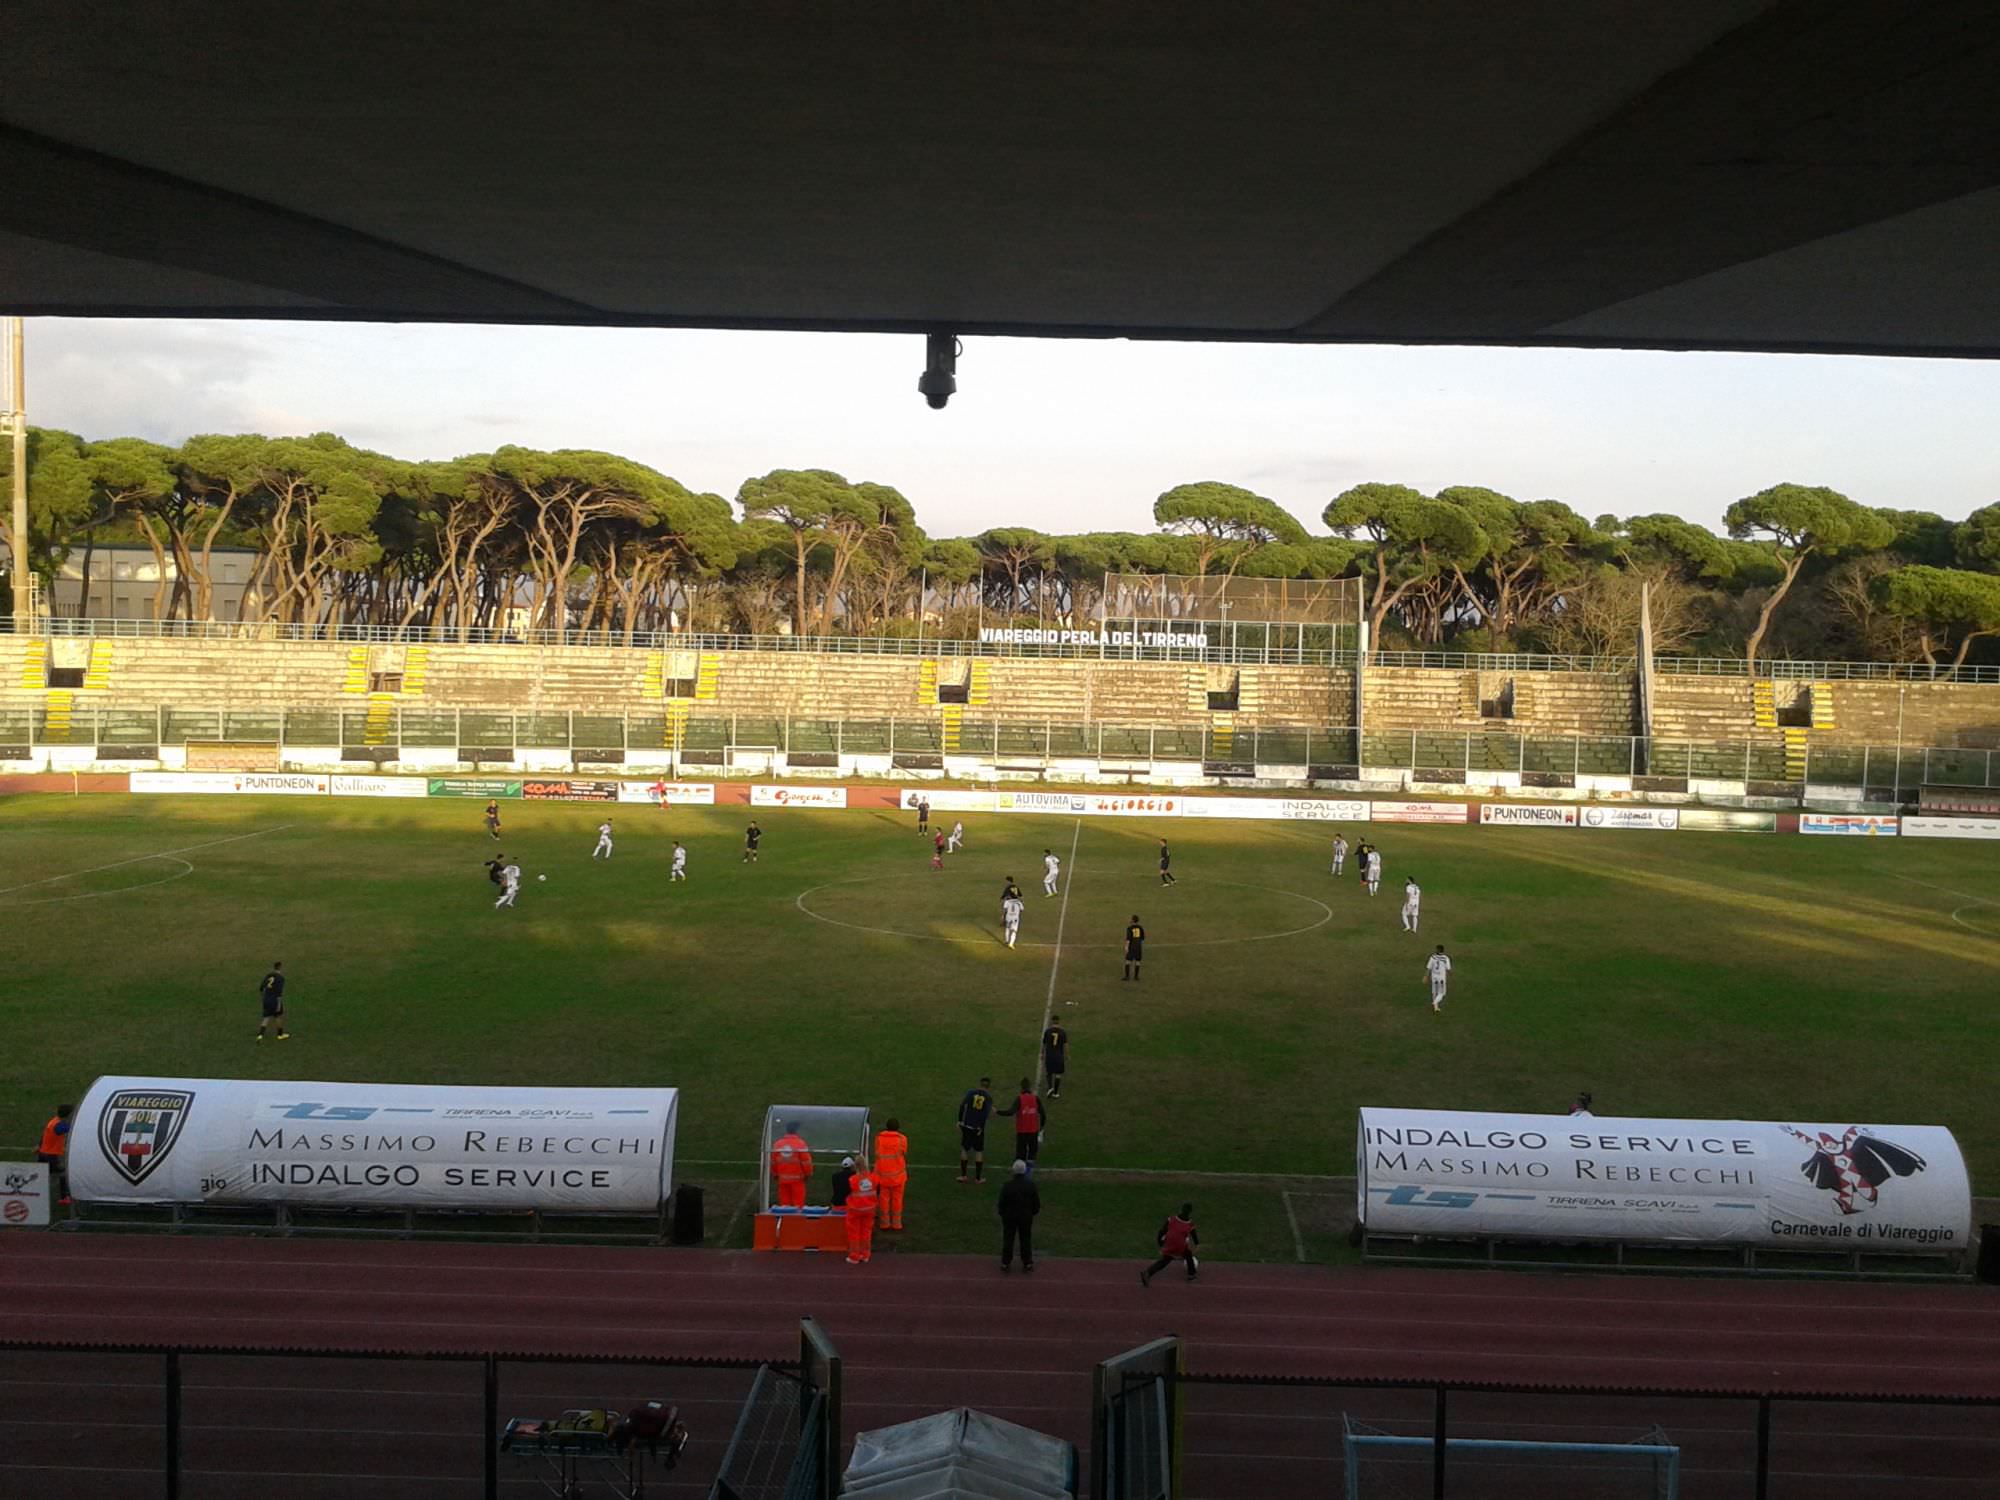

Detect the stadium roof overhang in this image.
[5,2,2000,358]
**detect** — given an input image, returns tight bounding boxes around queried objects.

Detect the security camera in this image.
[917,332,959,409]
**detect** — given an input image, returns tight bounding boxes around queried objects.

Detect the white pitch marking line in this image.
[1282,1189,1308,1263]
[1033,819,1083,1087]
[0,856,193,905]
[0,823,295,897]
[717,1179,761,1248]
[1890,872,2000,934]
[794,875,1331,949]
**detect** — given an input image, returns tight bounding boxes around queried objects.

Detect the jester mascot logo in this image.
[1782,1125,1926,1216]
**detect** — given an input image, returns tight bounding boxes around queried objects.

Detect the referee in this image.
[1122,914,1146,982]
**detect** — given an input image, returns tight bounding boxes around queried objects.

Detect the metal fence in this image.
[1165,1372,2000,1500]
[6,702,1996,794]
[20,614,2000,680]
[0,1339,813,1500]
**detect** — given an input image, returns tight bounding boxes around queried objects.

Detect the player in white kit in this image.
[670,840,688,881]
[1330,834,1348,876]
[495,862,522,909]
[592,820,614,859]
[947,820,965,854]
[1425,945,1451,1012]
[1401,877,1421,932]
[1042,849,1061,896]
[1365,847,1383,895]
[1002,894,1024,947]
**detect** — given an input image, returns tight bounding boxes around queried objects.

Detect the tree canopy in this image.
[9,425,1999,666]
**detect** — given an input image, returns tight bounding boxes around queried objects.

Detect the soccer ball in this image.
[537,874,547,882]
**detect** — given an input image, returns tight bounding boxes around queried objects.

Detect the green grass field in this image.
[4,792,1997,1263]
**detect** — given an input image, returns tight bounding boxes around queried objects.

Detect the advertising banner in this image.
[1480,803,1579,827]
[71,1077,678,1213]
[1580,806,1681,831]
[522,778,619,802]
[750,784,849,808]
[1902,815,2000,840]
[331,774,429,799]
[1083,793,1184,817]
[132,772,329,796]
[1801,813,1899,837]
[1371,801,1471,824]
[1180,796,1289,820]
[995,790,1089,815]
[428,778,523,799]
[900,788,1002,814]
[0,1163,51,1227]
[1357,1108,1970,1252]
[617,781,718,806]
[1279,798,1371,823]
[1679,809,1776,833]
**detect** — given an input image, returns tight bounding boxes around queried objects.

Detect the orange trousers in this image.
[845,1217,875,1261]
[877,1181,906,1228]
[776,1178,806,1208]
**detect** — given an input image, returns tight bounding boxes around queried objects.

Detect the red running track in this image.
[3,1235,1997,1497]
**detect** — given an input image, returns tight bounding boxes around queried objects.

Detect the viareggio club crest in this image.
[98,1088,196,1186]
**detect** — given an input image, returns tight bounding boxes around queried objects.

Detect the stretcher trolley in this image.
[499,1402,688,1498]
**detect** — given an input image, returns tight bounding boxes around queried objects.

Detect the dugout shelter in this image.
[756,1104,872,1253]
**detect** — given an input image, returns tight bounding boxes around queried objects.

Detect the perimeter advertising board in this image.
[1580,806,1680,831]
[71,1078,678,1213]
[1800,813,1899,836]
[1901,815,2000,840]
[1370,801,1470,824]
[1179,796,1288,820]
[1357,1108,1969,1252]
[0,1164,51,1227]
[750,784,848,808]
[428,778,523,799]
[617,781,718,805]
[900,788,1002,813]
[1479,803,1578,827]
[132,772,329,796]
[1277,798,1370,822]
[523,778,619,802]
[331,774,428,798]
[1679,809,1776,833]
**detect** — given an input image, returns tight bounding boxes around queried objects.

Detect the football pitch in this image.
[4,792,1998,1264]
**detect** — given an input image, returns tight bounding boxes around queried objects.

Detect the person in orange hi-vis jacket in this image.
[770,1121,813,1208]
[873,1119,910,1230]
[844,1170,879,1264]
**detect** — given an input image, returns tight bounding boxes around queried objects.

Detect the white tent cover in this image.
[842,1408,1076,1498]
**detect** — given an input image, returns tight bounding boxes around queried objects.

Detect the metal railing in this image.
[21,614,2000,680]
[1169,1370,2000,1500]
[4,701,1993,794]
[0,1339,801,1500]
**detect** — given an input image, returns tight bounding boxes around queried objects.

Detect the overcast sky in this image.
[24,317,2000,538]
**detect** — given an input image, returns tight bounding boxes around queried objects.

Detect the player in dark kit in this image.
[957,1075,995,1183]
[1122,915,1146,981]
[1157,839,1177,886]
[743,821,762,863]
[484,800,502,839]
[1041,1020,1069,1098]
[255,961,289,1042]
[484,853,506,888]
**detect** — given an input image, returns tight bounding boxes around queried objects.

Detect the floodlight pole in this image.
[3,317,28,632]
